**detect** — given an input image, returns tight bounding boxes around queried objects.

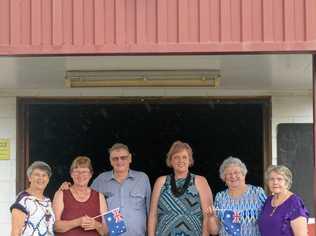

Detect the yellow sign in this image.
[0,139,10,160]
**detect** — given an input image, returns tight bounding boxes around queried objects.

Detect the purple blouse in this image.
[258,194,309,236]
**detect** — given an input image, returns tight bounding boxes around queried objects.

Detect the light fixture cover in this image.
[65,70,220,88]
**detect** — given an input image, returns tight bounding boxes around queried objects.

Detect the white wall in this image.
[0,97,16,236]
[0,91,313,234]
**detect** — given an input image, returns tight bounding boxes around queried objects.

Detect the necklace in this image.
[270,206,278,216]
[270,197,280,216]
[270,192,290,216]
[71,187,90,201]
[170,172,191,197]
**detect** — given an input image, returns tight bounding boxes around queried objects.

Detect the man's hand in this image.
[59,182,71,191]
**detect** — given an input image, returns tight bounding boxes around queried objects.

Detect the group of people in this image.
[10,141,309,236]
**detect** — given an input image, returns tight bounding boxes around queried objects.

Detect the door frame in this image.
[16,96,272,192]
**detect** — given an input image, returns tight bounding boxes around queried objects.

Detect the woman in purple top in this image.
[258,165,309,236]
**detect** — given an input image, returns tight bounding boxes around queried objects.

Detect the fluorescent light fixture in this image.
[65,70,220,88]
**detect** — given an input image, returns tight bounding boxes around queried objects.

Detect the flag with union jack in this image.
[223,210,241,236]
[104,208,127,236]
[232,211,241,223]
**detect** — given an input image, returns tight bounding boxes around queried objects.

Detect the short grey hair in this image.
[108,143,130,156]
[219,156,248,181]
[265,165,292,189]
[27,161,52,178]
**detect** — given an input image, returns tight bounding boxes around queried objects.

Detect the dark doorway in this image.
[18,98,270,198]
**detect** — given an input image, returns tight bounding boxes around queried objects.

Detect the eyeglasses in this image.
[268,177,285,182]
[225,171,242,177]
[111,155,130,162]
[72,170,91,176]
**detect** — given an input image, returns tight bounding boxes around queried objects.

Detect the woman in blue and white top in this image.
[10,161,55,236]
[208,157,266,236]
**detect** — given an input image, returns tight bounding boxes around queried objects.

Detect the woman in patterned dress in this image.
[148,140,213,236]
[10,161,55,236]
[208,157,266,236]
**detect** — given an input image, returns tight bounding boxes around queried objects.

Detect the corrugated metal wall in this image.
[0,0,316,55]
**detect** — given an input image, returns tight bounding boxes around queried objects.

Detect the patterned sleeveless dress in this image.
[156,173,203,236]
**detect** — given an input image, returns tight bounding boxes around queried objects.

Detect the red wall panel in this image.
[0,0,316,55]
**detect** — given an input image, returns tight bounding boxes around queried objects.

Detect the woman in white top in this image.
[10,161,55,236]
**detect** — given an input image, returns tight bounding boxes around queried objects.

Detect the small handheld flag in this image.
[223,210,241,236]
[104,208,127,236]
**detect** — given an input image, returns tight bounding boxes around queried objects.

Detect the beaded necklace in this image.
[170,172,191,197]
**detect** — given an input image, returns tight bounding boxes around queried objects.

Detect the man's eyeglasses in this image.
[111,155,130,162]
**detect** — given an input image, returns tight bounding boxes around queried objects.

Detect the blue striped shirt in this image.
[91,170,151,236]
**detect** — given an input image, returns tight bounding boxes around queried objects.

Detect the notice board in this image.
[0,139,10,160]
[277,123,314,216]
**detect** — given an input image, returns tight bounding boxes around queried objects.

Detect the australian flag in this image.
[223,210,241,236]
[104,208,127,236]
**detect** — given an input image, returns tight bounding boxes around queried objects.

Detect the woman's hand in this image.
[206,205,216,217]
[81,216,100,231]
[206,205,220,235]
[82,216,107,236]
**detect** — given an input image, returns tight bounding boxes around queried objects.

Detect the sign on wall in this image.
[0,139,10,160]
